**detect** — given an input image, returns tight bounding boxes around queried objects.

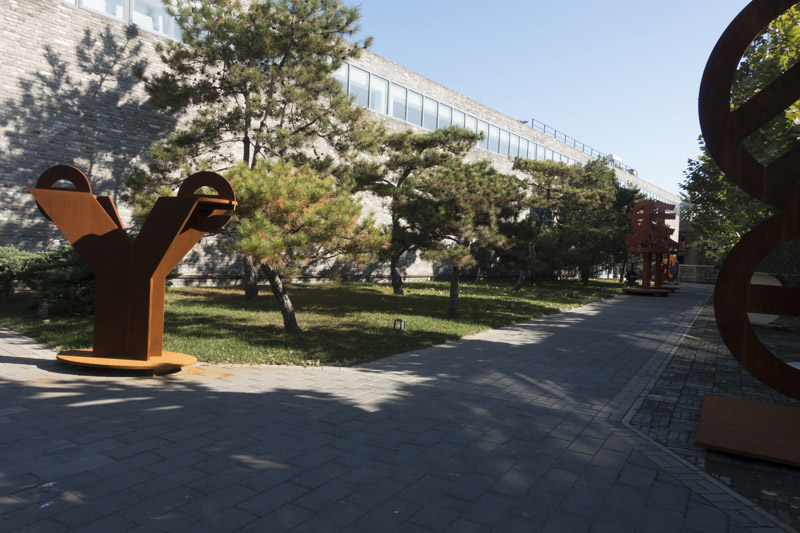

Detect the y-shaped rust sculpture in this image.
[29,165,236,372]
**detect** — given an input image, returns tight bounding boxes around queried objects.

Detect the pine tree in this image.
[228,161,387,332]
[399,160,522,317]
[352,127,480,295]
[126,0,384,331]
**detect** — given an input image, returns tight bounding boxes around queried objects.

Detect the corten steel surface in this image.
[623,200,679,296]
[695,395,800,467]
[699,0,800,401]
[695,0,800,467]
[29,166,236,371]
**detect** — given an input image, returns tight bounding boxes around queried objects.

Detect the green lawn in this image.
[0,280,620,366]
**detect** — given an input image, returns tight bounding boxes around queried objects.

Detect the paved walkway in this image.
[0,283,794,532]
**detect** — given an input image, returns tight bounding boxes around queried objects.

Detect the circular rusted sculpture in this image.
[699,0,800,400]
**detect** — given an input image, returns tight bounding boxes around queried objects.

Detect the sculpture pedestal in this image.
[695,394,800,467]
[57,349,197,373]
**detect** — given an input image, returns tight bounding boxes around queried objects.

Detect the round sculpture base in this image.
[57,350,197,373]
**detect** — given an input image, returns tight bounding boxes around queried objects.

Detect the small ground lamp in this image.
[393,318,407,333]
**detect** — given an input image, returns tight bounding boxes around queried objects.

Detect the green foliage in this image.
[126,0,383,214]
[681,142,772,263]
[399,160,523,316]
[734,4,800,165]
[408,160,521,265]
[0,246,36,302]
[681,4,800,262]
[21,247,94,315]
[352,126,481,294]
[227,160,388,277]
[507,159,638,284]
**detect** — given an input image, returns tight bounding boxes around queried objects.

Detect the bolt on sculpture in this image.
[29,165,237,372]
[694,0,800,466]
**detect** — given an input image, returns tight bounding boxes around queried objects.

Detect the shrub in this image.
[21,246,94,314]
[0,246,36,303]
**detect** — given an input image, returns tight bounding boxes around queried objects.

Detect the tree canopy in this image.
[400,159,522,317]
[508,159,638,285]
[128,0,385,332]
[352,126,480,295]
[228,160,387,332]
[681,3,800,263]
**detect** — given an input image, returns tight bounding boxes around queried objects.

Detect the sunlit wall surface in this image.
[60,0,181,40]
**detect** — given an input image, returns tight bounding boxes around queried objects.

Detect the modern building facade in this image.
[1,0,680,282]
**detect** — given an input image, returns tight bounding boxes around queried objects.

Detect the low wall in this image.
[678,264,718,284]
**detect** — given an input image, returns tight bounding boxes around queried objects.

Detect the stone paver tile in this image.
[238,504,313,533]
[237,480,308,517]
[408,495,469,531]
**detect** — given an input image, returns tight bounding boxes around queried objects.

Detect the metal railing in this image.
[528,118,638,176]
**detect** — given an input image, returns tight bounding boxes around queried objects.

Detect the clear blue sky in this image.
[344,0,752,196]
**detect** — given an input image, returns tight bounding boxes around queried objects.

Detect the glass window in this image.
[488,125,500,152]
[332,63,348,90]
[477,120,489,149]
[545,148,554,161]
[348,66,369,107]
[133,0,170,35]
[522,139,532,159]
[407,91,423,126]
[536,144,545,161]
[498,129,509,156]
[509,135,519,158]
[369,75,388,114]
[389,83,406,121]
[465,115,478,133]
[422,97,437,130]
[83,0,124,18]
[438,104,451,129]
[452,109,465,129]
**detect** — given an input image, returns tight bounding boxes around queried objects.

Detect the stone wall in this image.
[0,1,680,285]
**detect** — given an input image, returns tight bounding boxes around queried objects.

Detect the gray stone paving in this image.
[630,296,800,530]
[0,283,794,531]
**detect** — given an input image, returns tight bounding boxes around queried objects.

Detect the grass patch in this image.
[0,279,620,366]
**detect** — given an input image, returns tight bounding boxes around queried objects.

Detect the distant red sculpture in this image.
[29,165,236,372]
[694,0,800,466]
[623,199,679,295]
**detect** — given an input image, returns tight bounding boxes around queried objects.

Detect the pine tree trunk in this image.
[512,268,528,292]
[447,265,461,318]
[390,252,404,295]
[242,255,259,300]
[261,263,302,334]
[580,268,590,286]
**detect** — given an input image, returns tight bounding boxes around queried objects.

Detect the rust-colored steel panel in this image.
[695,395,800,467]
[624,199,679,295]
[694,0,800,467]
[29,166,236,371]
[698,0,800,401]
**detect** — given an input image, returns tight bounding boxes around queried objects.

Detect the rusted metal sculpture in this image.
[622,199,679,296]
[29,165,236,372]
[694,0,800,466]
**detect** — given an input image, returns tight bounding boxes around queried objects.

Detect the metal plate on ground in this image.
[695,394,800,467]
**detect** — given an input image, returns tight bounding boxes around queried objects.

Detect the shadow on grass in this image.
[0,280,621,365]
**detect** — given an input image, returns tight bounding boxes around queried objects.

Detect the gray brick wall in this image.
[0,1,679,285]
[0,0,245,279]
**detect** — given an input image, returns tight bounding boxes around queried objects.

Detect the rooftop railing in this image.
[528,118,638,177]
